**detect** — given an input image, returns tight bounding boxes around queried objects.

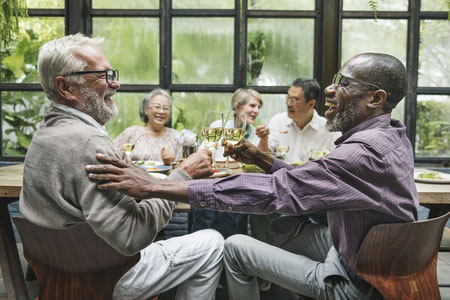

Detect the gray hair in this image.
[231,88,262,111]
[139,88,172,123]
[37,33,104,102]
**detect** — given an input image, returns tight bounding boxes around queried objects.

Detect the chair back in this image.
[355,211,450,300]
[13,217,140,300]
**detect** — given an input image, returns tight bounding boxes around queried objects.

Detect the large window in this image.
[1,0,449,165]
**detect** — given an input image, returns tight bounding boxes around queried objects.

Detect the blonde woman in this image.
[193,88,268,239]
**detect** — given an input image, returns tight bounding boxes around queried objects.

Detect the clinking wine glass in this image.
[200,110,224,167]
[223,111,247,167]
[121,143,135,162]
[276,133,290,161]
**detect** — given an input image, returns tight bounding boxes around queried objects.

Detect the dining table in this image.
[1,163,449,299]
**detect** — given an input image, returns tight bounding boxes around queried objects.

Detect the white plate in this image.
[133,160,164,167]
[414,172,450,184]
[148,173,167,180]
[145,165,171,174]
[215,161,240,169]
[209,168,233,178]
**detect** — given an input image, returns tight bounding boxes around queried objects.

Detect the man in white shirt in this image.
[259,78,341,163]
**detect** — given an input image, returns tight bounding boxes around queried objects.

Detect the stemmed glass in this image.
[200,110,224,167]
[121,143,135,162]
[276,133,290,161]
[223,111,247,167]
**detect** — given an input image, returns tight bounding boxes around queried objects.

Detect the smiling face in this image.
[324,56,375,133]
[145,94,171,128]
[71,45,120,125]
[236,96,261,125]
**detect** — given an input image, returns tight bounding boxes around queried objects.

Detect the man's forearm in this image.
[257,138,270,153]
[152,180,190,204]
[256,152,275,172]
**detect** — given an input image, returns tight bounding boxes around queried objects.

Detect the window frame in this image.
[0,0,448,165]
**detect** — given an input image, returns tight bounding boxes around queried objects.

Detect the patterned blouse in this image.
[113,125,182,162]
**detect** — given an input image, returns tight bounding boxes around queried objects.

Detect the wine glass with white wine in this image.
[121,143,135,162]
[200,110,224,166]
[223,111,247,167]
[276,133,290,161]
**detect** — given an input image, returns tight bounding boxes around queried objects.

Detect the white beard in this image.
[76,86,118,125]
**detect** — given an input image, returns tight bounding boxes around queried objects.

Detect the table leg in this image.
[0,200,29,300]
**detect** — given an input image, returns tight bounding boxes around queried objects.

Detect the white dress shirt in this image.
[267,110,341,163]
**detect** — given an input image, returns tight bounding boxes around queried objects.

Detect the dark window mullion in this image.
[405,0,420,156]
[85,0,92,35]
[247,10,318,18]
[166,0,173,90]
[341,11,410,18]
[65,0,83,35]
[160,0,168,89]
[240,0,248,88]
[416,87,450,95]
[320,0,340,112]
[419,11,449,19]
[170,9,236,17]
[233,0,240,88]
[314,0,324,114]
[89,9,161,17]
[27,9,65,16]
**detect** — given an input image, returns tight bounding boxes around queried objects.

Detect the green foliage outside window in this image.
[247,31,266,81]
[1,18,63,156]
[0,0,28,47]
[416,99,450,158]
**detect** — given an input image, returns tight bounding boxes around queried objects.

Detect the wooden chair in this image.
[354,211,450,300]
[13,217,141,300]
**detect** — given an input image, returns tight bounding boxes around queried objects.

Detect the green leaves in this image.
[416,100,450,157]
[2,53,25,78]
[0,0,28,47]
[247,31,266,80]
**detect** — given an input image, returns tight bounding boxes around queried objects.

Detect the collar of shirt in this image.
[335,113,391,146]
[54,103,109,138]
[288,110,320,132]
[244,124,253,139]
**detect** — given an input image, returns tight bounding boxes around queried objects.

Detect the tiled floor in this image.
[1,243,449,300]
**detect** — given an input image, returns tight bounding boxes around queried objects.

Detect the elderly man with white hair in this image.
[19,33,224,300]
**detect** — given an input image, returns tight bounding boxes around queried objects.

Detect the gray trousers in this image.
[114,229,224,300]
[224,216,377,300]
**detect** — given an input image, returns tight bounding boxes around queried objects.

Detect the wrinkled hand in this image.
[255,125,270,139]
[222,138,263,165]
[223,139,274,171]
[161,147,175,166]
[179,149,214,179]
[86,154,155,199]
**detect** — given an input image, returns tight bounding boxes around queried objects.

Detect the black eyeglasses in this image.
[332,73,381,90]
[61,69,119,84]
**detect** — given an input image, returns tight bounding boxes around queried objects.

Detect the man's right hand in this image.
[179,149,214,179]
[223,139,274,171]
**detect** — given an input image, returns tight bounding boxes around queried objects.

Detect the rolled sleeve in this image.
[188,179,216,209]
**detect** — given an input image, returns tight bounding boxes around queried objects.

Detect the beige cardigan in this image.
[20,107,191,256]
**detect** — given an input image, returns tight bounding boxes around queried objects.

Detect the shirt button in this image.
[200,201,206,207]
[227,207,232,211]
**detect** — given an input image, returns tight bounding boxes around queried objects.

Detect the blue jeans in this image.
[192,208,245,239]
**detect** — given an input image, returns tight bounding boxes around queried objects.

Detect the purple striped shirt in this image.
[188,113,419,267]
